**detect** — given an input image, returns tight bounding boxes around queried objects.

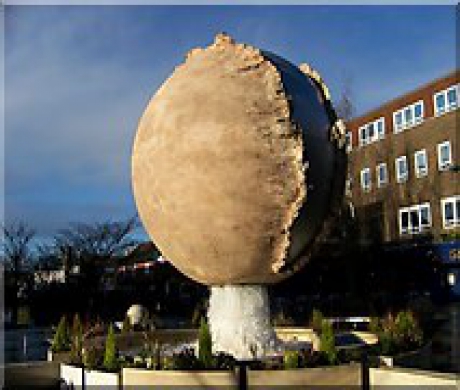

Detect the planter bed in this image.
[48,349,71,363]
[85,369,120,386]
[60,363,84,389]
[122,367,237,388]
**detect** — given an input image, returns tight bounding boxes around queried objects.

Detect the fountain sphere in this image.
[132,33,347,359]
[132,33,346,285]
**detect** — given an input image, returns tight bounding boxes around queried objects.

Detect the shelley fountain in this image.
[132,33,347,360]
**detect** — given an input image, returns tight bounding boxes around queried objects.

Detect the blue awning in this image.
[432,241,460,265]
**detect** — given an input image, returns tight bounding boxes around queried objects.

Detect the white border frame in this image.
[414,149,428,178]
[360,167,371,192]
[437,140,452,171]
[395,155,408,183]
[441,195,460,229]
[434,84,459,117]
[393,100,424,133]
[398,202,432,235]
[358,116,385,147]
[376,162,388,188]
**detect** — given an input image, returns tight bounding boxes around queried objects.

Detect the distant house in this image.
[33,265,80,286]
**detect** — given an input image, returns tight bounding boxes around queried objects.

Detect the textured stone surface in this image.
[132,34,346,285]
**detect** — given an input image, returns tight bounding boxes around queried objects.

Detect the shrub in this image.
[69,313,83,365]
[378,330,395,356]
[393,310,423,351]
[214,352,236,370]
[161,355,175,370]
[103,324,119,372]
[376,310,423,355]
[82,346,101,370]
[121,315,132,334]
[299,348,321,368]
[273,310,295,327]
[319,320,337,365]
[51,315,70,352]
[198,317,213,368]
[311,309,324,333]
[171,348,200,370]
[369,316,382,334]
[283,350,300,369]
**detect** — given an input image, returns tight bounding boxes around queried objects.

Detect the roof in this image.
[348,69,460,129]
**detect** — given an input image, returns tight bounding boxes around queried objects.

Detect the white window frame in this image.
[437,141,452,171]
[358,117,385,147]
[395,156,408,183]
[345,131,353,152]
[414,149,428,178]
[360,168,371,192]
[399,202,432,235]
[376,163,388,188]
[441,196,460,229]
[434,84,459,116]
[393,100,424,133]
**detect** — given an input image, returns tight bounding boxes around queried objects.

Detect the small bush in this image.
[214,352,236,370]
[319,320,337,365]
[376,310,423,356]
[198,317,213,369]
[273,311,295,327]
[283,350,300,369]
[393,310,423,350]
[82,346,101,370]
[172,348,201,370]
[161,355,175,370]
[51,315,70,352]
[121,315,132,334]
[299,348,321,368]
[103,324,119,372]
[69,313,83,365]
[311,309,324,333]
[369,316,382,334]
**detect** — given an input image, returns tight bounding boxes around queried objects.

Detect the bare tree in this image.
[335,71,355,122]
[1,222,36,325]
[2,222,36,274]
[55,216,139,262]
[55,217,138,295]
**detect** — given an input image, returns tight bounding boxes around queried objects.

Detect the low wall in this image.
[123,368,237,388]
[4,361,60,389]
[122,364,361,387]
[370,367,459,387]
[248,364,361,387]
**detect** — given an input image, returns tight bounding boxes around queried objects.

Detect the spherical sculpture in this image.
[126,304,148,327]
[132,34,347,286]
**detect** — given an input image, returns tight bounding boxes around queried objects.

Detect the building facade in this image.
[346,71,459,245]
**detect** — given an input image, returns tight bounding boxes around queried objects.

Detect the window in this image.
[395,156,408,183]
[414,149,428,178]
[361,168,371,192]
[358,117,385,146]
[376,163,388,187]
[399,203,431,235]
[441,196,460,229]
[393,100,424,133]
[345,131,352,152]
[437,141,452,171]
[434,84,459,116]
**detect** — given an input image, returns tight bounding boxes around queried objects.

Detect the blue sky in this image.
[4,5,457,240]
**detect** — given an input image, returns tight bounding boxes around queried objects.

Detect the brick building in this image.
[346,70,459,245]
